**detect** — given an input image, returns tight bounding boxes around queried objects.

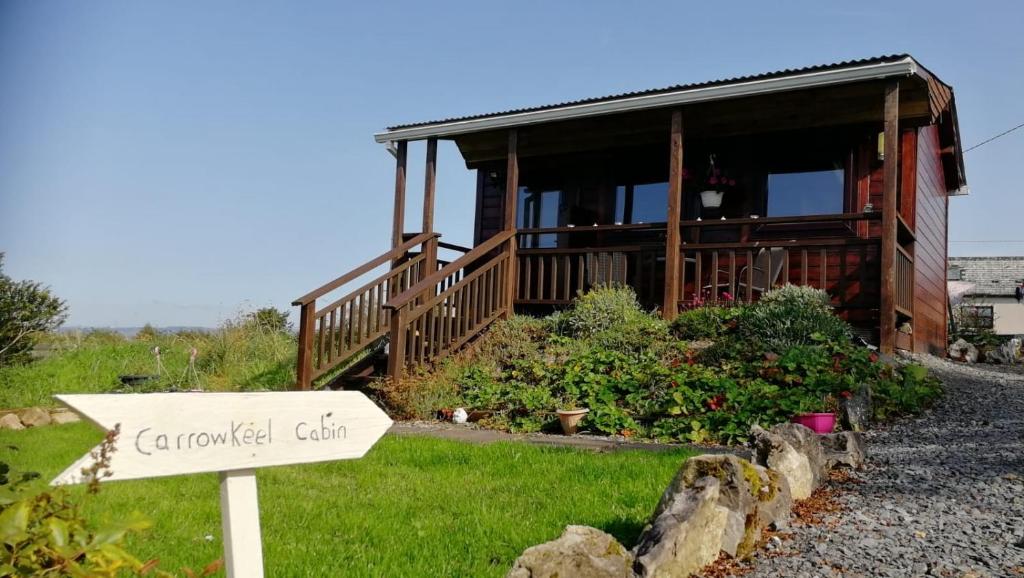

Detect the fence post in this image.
[387,307,407,380]
[295,301,315,391]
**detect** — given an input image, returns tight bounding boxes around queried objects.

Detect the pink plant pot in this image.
[791,413,836,434]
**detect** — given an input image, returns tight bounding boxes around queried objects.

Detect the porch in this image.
[291,56,964,389]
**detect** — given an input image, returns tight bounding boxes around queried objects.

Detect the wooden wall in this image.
[475,164,505,246]
[913,125,950,354]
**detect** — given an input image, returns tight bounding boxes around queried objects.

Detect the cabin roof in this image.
[377,54,946,138]
[375,54,966,192]
[949,257,1024,296]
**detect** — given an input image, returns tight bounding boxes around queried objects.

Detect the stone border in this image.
[506,423,865,578]
[0,407,80,430]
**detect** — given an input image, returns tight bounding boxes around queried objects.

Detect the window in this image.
[958,305,994,329]
[614,182,668,224]
[517,187,561,248]
[766,168,844,217]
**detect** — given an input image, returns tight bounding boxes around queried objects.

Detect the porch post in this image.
[502,129,519,317]
[663,110,684,320]
[421,137,438,278]
[391,141,408,251]
[879,81,900,354]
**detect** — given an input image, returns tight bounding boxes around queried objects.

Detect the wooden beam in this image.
[663,110,683,320]
[421,138,438,278]
[391,141,407,250]
[880,81,900,354]
[422,138,437,234]
[503,129,519,317]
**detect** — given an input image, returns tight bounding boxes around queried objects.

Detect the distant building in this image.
[948,257,1024,335]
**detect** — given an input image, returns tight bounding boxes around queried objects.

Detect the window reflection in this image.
[766,169,844,217]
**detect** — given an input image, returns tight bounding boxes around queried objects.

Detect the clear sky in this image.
[1,0,1022,327]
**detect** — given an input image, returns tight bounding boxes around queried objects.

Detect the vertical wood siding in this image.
[913,125,950,354]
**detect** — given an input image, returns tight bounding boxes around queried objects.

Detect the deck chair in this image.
[704,247,786,299]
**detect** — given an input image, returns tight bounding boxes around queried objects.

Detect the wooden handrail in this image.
[292,232,438,306]
[679,238,880,251]
[384,230,515,311]
[679,212,881,228]
[518,222,667,234]
[437,240,472,253]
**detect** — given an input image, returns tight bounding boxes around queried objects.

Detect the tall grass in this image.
[0,321,296,409]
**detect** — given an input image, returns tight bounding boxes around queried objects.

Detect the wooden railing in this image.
[677,238,882,309]
[384,230,516,378]
[292,232,438,389]
[895,245,914,317]
[516,245,664,307]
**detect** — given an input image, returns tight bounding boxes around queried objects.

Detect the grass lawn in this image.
[1,422,694,577]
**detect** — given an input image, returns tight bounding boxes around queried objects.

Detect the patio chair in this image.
[703,247,786,299]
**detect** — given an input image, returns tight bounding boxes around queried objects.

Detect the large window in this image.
[517,187,561,248]
[766,168,844,217]
[615,182,668,224]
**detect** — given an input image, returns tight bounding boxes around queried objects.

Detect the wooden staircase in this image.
[292,230,515,390]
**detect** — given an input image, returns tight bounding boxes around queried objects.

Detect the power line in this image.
[964,121,1024,153]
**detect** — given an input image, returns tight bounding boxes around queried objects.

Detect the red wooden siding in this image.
[913,125,949,354]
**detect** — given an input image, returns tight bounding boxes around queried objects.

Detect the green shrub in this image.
[671,306,743,340]
[872,363,943,420]
[739,285,851,351]
[559,285,646,339]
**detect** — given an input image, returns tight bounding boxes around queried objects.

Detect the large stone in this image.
[49,410,81,425]
[986,338,1022,365]
[949,338,979,363]
[839,384,872,432]
[821,431,866,470]
[633,477,728,577]
[506,525,634,578]
[0,413,24,430]
[17,407,51,428]
[750,424,827,500]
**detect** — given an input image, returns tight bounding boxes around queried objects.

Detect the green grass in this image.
[0,328,296,409]
[1,423,694,577]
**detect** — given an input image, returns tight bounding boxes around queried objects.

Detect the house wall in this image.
[913,125,950,354]
[962,296,1024,336]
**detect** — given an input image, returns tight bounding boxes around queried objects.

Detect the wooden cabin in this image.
[293,55,967,390]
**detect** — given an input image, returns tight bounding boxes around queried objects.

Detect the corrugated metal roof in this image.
[949,257,1024,296]
[385,54,918,131]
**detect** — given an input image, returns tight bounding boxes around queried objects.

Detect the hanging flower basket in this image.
[700,190,725,208]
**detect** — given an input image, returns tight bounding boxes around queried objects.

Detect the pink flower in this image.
[728,179,737,186]
[708,176,718,185]
[721,291,734,301]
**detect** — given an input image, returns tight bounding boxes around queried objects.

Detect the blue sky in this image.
[1,0,1022,327]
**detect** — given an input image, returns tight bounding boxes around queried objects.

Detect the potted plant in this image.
[789,394,837,434]
[556,397,589,435]
[691,154,736,210]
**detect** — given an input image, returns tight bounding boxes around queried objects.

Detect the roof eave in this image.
[373,57,919,144]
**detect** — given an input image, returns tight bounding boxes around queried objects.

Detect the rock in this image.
[16,407,51,428]
[822,431,866,469]
[750,424,826,500]
[630,450,790,569]
[633,477,728,577]
[0,413,24,430]
[986,338,1022,365]
[49,410,81,425]
[949,338,979,363]
[839,384,872,432]
[506,525,634,578]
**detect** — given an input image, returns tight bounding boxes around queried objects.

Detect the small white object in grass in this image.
[453,408,468,424]
[205,535,214,542]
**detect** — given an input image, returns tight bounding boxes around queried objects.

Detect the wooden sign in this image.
[52,391,393,578]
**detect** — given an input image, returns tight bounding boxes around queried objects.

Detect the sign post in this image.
[52,391,393,578]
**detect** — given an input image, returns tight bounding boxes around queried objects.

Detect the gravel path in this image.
[748,357,1024,578]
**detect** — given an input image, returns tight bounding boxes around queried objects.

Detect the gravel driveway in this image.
[748,356,1024,577]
